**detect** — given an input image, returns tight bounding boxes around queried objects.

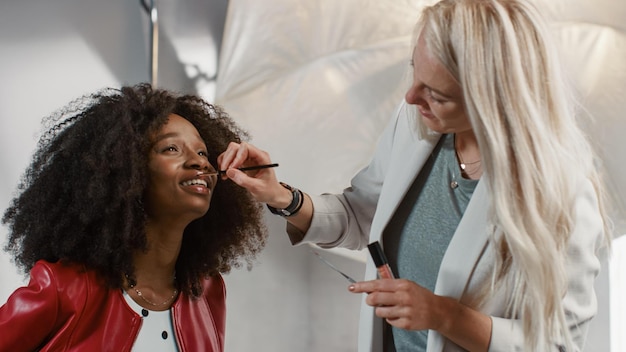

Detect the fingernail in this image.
[348,285,355,291]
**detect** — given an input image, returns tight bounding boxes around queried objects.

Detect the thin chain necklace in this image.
[454,135,481,178]
[126,274,178,307]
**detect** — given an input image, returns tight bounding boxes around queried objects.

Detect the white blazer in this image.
[288,100,603,352]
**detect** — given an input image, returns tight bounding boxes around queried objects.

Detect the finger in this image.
[226,168,253,187]
[222,143,269,172]
[365,291,400,308]
[221,142,273,181]
[385,314,420,331]
[228,141,249,167]
[348,279,395,294]
[374,305,403,320]
[218,142,241,171]
[374,303,419,331]
[385,316,412,331]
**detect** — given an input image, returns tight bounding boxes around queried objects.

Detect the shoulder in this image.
[569,178,604,248]
[31,260,109,307]
[30,260,82,286]
[200,274,226,302]
[33,259,83,274]
[198,274,227,332]
[32,260,95,287]
[389,100,414,135]
[574,177,601,212]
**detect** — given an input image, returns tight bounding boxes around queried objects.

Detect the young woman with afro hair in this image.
[0,83,267,351]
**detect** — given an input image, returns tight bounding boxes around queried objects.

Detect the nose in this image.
[185,151,213,173]
[405,84,427,107]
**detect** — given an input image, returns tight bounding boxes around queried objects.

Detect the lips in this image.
[181,178,208,188]
[418,107,434,119]
[180,172,216,190]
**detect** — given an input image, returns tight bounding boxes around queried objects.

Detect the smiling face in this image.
[144,114,218,224]
[405,34,471,134]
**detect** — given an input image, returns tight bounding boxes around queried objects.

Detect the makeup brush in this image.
[198,163,279,177]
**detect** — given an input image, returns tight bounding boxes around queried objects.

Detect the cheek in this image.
[146,166,176,195]
[148,158,177,181]
[434,104,463,120]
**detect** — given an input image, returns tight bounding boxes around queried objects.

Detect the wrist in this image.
[266,182,304,217]
[267,185,292,209]
[429,295,463,336]
[431,296,492,351]
[433,295,458,334]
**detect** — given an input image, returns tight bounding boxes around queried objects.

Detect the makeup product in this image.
[310,249,356,283]
[367,241,395,279]
[199,163,279,177]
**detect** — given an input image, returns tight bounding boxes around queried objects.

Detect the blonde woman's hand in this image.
[349,279,445,332]
[349,279,492,351]
[217,142,292,208]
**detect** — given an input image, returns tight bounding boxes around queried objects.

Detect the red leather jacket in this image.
[0,260,226,351]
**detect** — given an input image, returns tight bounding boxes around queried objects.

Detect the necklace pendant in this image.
[450,180,458,189]
[460,163,466,170]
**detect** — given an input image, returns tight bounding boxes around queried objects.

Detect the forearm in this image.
[435,296,492,352]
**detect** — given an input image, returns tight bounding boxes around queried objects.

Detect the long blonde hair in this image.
[413,0,610,349]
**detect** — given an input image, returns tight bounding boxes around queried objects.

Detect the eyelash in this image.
[162,145,208,158]
[426,88,445,104]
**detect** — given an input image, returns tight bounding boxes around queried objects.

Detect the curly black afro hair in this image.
[3,83,267,296]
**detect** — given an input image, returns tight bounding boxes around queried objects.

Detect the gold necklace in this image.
[454,135,481,178]
[129,283,178,307]
[125,274,178,307]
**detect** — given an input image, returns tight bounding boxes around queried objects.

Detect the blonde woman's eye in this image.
[427,88,444,104]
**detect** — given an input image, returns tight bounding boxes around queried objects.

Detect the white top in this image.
[122,291,179,352]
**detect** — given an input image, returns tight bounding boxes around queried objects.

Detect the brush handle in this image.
[199,163,279,177]
[223,163,279,174]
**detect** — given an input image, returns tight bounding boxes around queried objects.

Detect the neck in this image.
[132,253,177,287]
[133,222,183,283]
[123,221,185,310]
[454,131,482,179]
[126,224,182,293]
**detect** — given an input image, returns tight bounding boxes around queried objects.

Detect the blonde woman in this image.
[219,0,610,351]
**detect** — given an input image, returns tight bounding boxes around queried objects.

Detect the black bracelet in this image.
[266,182,304,217]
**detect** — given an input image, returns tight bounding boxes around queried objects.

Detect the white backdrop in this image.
[0,0,624,351]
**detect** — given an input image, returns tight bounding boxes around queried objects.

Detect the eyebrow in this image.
[153,132,181,143]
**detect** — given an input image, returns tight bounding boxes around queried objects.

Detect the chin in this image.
[185,202,211,219]
[422,119,444,133]
[195,205,211,217]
